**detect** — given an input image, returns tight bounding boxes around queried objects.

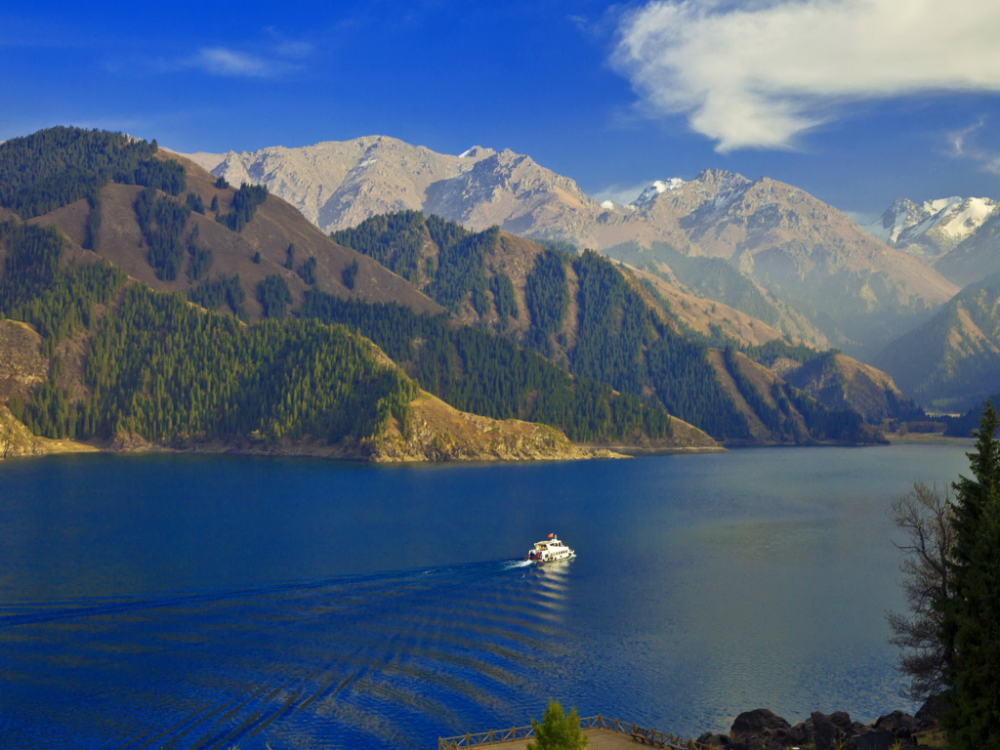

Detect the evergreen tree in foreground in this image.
[527,701,588,750]
[940,401,1000,749]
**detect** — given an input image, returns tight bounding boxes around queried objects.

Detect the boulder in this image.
[730,709,791,740]
[810,712,840,750]
[874,710,917,738]
[730,709,793,750]
[784,721,810,746]
[829,711,854,733]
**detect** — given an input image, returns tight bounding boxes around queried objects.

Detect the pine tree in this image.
[941,401,1000,749]
[527,702,588,750]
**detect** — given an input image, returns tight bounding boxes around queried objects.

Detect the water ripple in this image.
[0,560,569,749]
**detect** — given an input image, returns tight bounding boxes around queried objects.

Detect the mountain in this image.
[766,350,921,424]
[188,139,956,357]
[603,240,829,348]
[329,210,891,445]
[185,138,498,234]
[862,194,1000,288]
[0,223,626,463]
[866,197,1000,261]
[2,127,908,452]
[623,264,807,348]
[599,171,958,357]
[0,127,714,457]
[933,210,1000,287]
[874,273,1000,410]
[24,155,444,322]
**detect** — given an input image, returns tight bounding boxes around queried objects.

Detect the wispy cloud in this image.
[188,47,289,78]
[948,119,1000,174]
[612,0,1000,152]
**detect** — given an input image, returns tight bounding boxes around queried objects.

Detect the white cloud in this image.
[192,47,280,77]
[591,180,659,205]
[613,0,1000,152]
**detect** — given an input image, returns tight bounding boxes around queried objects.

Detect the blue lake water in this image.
[0,443,972,749]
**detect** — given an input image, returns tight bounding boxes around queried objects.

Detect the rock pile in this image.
[696,696,943,750]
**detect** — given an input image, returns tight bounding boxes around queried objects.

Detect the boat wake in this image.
[503,559,535,569]
[0,560,574,750]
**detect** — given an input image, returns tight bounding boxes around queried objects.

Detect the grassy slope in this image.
[28,154,444,321]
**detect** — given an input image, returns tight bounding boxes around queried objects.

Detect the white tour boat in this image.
[526,534,575,563]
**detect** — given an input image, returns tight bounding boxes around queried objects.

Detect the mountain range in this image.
[188,138,958,358]
[0,127,920,463]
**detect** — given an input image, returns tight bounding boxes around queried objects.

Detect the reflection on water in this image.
[0,444,973,748]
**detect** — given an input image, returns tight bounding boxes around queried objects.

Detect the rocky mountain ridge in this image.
[186,138,957,358]
[867,196,999,261]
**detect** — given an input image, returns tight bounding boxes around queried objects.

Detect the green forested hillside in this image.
[300,292,673,444]
[16,286,414,444]
[0,127,185,218]
[331,211,881,443]
[1,221,415,448]
[0,222,126,354]
[333,212,755,439]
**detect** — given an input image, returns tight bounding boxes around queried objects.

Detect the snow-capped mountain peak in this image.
[458,146,494,159]
[869,195,1000,259]
[631,178,685,208]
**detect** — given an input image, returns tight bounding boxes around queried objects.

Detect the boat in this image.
[526,533,575,563]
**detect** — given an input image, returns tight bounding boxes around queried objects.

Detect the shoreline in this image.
[885,432,974,445]
[7,434,958,464]
[2,436,632,464]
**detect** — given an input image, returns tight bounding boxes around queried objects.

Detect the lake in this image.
[0,443,971,749]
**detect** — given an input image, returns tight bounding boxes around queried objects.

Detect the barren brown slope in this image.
[704,348,892,444]
[612,173,957,356]
[625,265,795,347]
[30,153,444,321]
[374,391,630,462]
[773,353,918,423]
[707,349,775,442]
[874,276,1000,409]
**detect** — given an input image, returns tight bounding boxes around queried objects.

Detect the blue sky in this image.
[4,0,1000,217]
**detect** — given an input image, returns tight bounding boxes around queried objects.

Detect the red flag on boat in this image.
[548,533,554,538]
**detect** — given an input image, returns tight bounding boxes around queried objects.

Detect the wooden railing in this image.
[438,714,714,750]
